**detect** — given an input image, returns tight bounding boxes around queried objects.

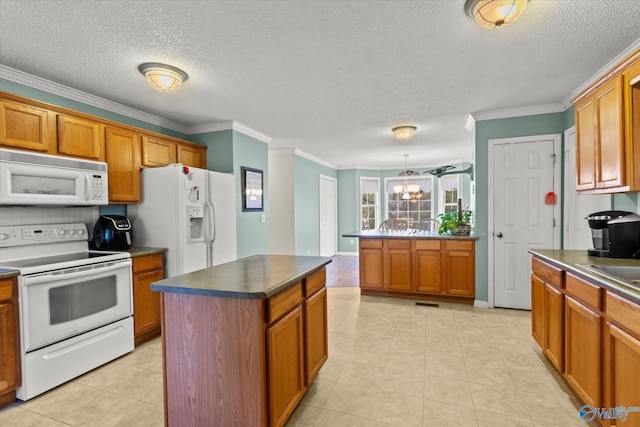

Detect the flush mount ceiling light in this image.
[392,126,417,141]
[138,62,188,92]
[465,0,528,29]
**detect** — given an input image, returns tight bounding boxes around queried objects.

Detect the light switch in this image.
[260,214,266,223]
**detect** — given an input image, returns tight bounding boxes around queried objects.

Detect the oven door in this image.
[20,259,133,352]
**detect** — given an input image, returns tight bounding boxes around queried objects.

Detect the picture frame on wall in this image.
[241,166,264,212]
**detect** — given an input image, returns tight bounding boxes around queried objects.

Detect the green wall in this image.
[0,79,189,139]
[293,156,338,256]
[474,112,568,302]
[190,129,234,174]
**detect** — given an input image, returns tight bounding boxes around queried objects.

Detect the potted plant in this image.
[438,206,472,236]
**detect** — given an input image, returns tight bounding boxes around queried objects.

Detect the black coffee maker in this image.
[586,210,640,258]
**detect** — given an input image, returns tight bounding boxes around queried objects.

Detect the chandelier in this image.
[393,154,423,200]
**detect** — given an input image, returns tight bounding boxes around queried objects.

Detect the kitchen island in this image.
[151,255,331,427]
[343,230,478,303]
[529,250,640,426]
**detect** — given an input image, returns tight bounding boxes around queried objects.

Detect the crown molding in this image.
[186,120,272,143]
[563,37,640,106]
[471,103,566,121]
[0,64,190,134]
[293,149,337,169]
[337,164,383,170]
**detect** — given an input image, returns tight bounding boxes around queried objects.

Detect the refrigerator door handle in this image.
[206,200,216,246]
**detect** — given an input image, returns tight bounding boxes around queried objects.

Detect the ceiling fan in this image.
[423,164,474,180]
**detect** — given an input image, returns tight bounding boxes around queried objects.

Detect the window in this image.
[360,177,379,230]
[384,177,433,227]
[440,175,460,213]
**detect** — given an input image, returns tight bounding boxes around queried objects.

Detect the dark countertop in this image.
[343,230,479,240]
[125,247,167,258]
[0,268,19,279]
[151,254,332,299]
[530,249,640,304]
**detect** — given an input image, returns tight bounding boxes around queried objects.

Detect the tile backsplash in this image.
[0,206,99,233]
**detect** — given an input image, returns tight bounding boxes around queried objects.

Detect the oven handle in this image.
[23,260,132,285]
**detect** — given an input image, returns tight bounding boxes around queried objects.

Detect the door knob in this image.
[496,232,503,238]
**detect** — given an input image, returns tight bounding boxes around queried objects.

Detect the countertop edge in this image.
[529,250,640,305]
[151,256,332,299]
[342,231,478,240]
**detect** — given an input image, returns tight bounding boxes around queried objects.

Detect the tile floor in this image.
[0,257,595,426]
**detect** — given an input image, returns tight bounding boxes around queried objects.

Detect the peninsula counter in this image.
[151,255,331,427]
[343,230,478,302]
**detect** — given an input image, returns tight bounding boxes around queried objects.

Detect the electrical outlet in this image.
[260,214,266,223]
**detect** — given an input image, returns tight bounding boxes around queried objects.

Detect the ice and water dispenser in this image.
[188,206,205,242]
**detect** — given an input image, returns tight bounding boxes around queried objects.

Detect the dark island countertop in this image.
[151,254,332,299]
[0,268,19,279]
[530,249,640,304]
[343,230,479,240]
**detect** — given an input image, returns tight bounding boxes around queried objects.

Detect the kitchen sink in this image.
[578,264,640,290]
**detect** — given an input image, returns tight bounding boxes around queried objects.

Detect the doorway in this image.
[489,134,561,309]
[319,175,337,257]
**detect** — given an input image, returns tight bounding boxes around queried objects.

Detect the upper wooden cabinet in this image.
[573,49,640,193]
[105,126,141,203]
[57,114,104,160]
[0,99,56,153]
[177,142,206,169]
[141,135,176,167]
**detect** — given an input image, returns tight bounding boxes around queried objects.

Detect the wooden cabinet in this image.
[603,292,640,427]
[104,126,141,203]
[0,99,56,153]
[132,253,164,345]
[141,135,176,167]
[415,240,441,293]
[0,277,20,408]
[267,305,305,427]
[573,49,640,193]
[359,237,475,301]
[142,135,207,169]
[359,239,384,290]
[385,239,412,292]
[442,240,475,297]
[57,114,103,160]
[160,265,328,427]
[531,257,565,372]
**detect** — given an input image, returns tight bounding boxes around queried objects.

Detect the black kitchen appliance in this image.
[607,213,640,259]
[586,210,638,258]
[93,215,132,250]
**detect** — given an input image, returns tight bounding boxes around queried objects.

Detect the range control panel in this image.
[0,223,88,247]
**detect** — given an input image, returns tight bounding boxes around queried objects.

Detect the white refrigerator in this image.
[129,164,237,278]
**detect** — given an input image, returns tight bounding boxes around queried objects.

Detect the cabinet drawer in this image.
[444,240,473,251]
[304,268,326,297]
[606,292,640,337]
[360,239,382,249]
[0,279,14,302]
[268,282,303,324]
[132,254,163,273]
[566,273,602,311]
[532,257,564,289]
[386,239,411,249]
[415,240,440,250]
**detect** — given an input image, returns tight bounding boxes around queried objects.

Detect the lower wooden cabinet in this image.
[564,295,602,408]
[359,237,475,300]
[304,287,328,384]
[267,306,305,427]
[544,283,564,372]
[0,277,20,408]
[132,253,164,345]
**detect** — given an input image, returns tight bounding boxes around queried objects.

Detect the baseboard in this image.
[474,300,490,308]
[336,252,358,256]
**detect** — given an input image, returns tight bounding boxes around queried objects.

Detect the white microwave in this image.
[0,148,108,206]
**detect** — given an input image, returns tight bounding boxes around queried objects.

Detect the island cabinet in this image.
[529,251,640,427]
[358,237,475,301]
[131,253,164,346]
[154,256,330,427]
[572,48,640,194]
[0,277,20,409]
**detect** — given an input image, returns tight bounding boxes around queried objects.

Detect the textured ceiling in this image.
[0,0,639,169]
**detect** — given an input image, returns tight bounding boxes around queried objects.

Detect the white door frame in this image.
[319,174,337,257]
[487,134,562,308]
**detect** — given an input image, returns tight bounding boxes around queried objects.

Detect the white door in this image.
[563,126,611,249]
[319,175,337,257]
[490,135,561,309]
